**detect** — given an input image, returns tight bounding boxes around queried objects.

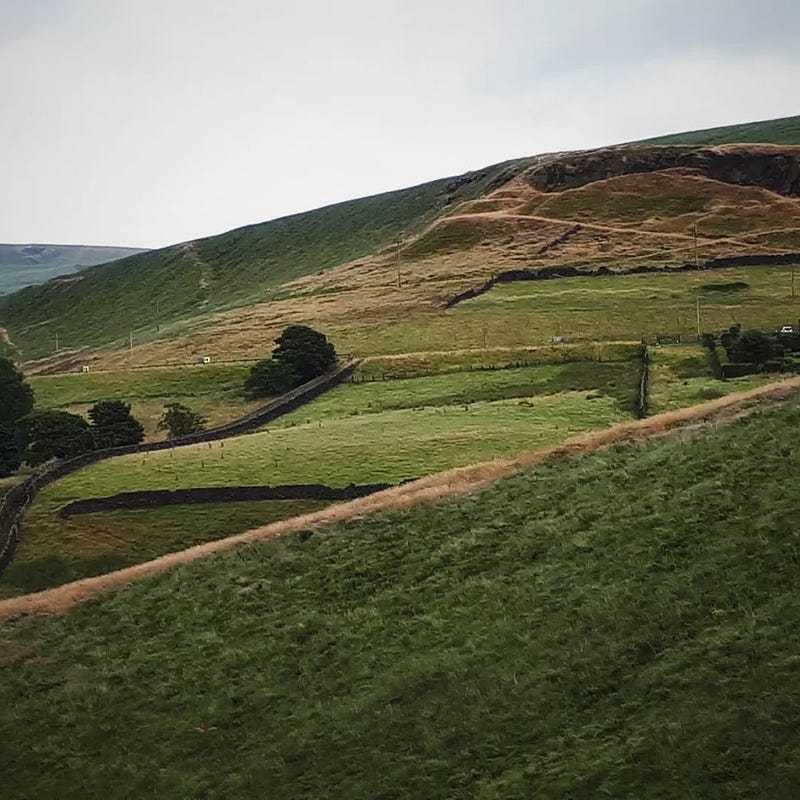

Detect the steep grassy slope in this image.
[3,396,800,798]
[0,161,527,360]
[638,113,800,146]
[0,243,145,295]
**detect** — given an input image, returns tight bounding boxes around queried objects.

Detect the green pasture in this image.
[41,391,627,500]
[0,500,327,599]
[355,342,635,380]
[3,361,638,595]
[647,343,777,414]
[458,266,800,343]
[3,395,800,798]
[331,266,800,355]
[29,363,256,437]
[289,360,639,423]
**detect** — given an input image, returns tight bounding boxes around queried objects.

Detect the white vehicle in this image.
[779,326,794,334]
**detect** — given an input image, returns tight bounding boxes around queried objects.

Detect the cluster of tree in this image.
[245,325,337,397]
[0,357,208,477]
[719,324,775,365]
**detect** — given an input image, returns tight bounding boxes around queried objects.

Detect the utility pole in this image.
[696,294,702,336]
[395,234,403,290]
[54,331,60,352]
[129,331,134,355]
[692,223,699,266]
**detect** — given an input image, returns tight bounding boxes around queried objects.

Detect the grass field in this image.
[3,395,800,798]
[293,361,639,422]
[450,266,800,346]
[0,500,328,598]
[29,363,256,438]
[647,344,776,414]
[5,364,635,594]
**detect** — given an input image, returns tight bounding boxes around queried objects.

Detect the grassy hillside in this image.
[0,243,145,296]
[0,161,527,360]
[3,394,800,798]
[637,113,800,146]
[3,363,633,595]
[29,363,256,438]
[4,116,800,367]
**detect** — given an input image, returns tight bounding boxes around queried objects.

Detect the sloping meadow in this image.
[2,394,800,798]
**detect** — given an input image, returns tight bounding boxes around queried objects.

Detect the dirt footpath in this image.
[1,376,798,621]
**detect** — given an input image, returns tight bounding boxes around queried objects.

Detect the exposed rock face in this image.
[523,145,800,197]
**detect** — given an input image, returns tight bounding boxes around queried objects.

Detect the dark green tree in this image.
[157,402,206,439]
[729,329,775,365]
[88,400,145,448]
[245,359,299,398]
[0,422,21,477]
[0,357,34,426]
[18,410,95,466]
[272,325,337,383]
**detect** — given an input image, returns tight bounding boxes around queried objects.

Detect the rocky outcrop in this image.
[522,146,800,197]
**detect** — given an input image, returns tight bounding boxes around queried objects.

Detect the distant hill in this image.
[0,162,529,358]
[635,113,800,147]
[1,114,799,365]
[0,244,146,296]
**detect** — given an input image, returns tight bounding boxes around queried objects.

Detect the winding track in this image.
[1,375,797,622]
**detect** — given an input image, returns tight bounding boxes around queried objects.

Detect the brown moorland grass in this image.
[21,155,800,373]
[2,374,797,621]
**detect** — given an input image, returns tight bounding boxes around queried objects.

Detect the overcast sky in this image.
[2,0,798,248]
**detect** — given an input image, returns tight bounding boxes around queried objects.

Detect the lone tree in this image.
[274,325,337,382]
[18,410,95,466]
[246,325,337,397]
[0,357,34,477]
[729,329,775,365]
[89,400,145,448]
[158,402,206,439]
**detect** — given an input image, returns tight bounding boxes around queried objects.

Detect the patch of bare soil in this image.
[1,376,798,621]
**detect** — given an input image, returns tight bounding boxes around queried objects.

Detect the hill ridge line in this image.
[2,374,798,621]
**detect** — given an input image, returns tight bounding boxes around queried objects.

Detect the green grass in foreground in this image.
[0,500,328,598]
[3,396,800,798]
[29,363,257,437]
